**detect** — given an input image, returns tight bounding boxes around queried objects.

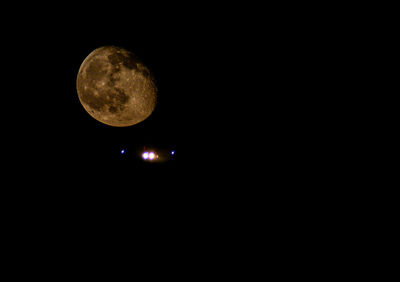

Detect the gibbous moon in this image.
[76,46,157,127]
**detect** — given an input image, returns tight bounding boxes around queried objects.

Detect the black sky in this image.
[3,3,332,196]
[0,4,360,268]
[8,9,193,173]
[3,3,301,185]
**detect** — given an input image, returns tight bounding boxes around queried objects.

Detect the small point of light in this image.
[142,152,149,160]
[149,152,155,160]
[171,150,175,155]
[121,149,125,154]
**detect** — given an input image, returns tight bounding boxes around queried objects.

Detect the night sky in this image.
[2,4,312,189]
[2,6,226,224]
[4,3,294,204]
[3,4,251,190]
[10,10,191,178]
[1,4,351,268]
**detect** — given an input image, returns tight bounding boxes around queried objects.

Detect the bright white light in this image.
[121,149,125,154]
[149,152,155,160]
[171,150,175,155]
[142,152,149,160]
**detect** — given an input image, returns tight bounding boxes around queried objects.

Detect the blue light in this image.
[121,149,125,154]
[171,150,175,155]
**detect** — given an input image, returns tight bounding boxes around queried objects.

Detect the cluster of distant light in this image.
[142,151,156,160]
[120,148,175,161]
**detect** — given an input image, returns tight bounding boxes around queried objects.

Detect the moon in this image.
[76,46,157,127]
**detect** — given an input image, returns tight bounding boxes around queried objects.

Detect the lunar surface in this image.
[76,46,157,127]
